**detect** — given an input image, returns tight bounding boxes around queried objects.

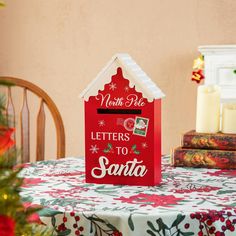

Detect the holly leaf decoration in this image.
[51,216,56,227]
[181,232,194,236]
[147,221,159,232]
[130,144,140,155]
[106,223,117,231]
[57,229,72,236]
[88,216,106,224]
[128,214,135,231]
[156,218,168,234]
[171,214,185,228]
[217,190,236,195]
[39,208,63,217]
[147,230,156,236]
[90,221,93,233]
[103,143,113,153]
[103,148,110,153]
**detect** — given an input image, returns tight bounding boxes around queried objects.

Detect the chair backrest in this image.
[0,76,65,162]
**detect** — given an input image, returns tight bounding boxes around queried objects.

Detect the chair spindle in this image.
[21,88,30,163]
[6,87,16,128]
[36,99,45,161]
[6,87,16,159]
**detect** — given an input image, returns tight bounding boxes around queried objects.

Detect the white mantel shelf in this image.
[199,45,236,55]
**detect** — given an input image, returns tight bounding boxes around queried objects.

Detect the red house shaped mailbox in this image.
[81,54,165,186]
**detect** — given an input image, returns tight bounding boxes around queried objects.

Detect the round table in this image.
[20,157,236,236]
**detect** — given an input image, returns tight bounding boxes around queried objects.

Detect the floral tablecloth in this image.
[20,157,236,236]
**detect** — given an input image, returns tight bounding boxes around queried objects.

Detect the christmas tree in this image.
[0,82,51,235]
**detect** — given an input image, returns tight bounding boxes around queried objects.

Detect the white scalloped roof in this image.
[80,53,165,102]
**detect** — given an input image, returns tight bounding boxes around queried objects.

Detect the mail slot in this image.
[97,109,142,114]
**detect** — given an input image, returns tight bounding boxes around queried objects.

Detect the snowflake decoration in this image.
[109,82,117,91]
[90,145,99,154]
[141,142,148,149]
[98,120,105,127]
[124,86,129,92]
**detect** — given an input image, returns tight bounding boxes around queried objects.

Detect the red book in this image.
[182,130,236,151]
[172,147,236,169]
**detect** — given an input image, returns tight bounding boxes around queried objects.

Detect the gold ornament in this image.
[193,55,204,70]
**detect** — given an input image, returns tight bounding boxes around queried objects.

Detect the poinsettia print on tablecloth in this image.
[20,157,236,236]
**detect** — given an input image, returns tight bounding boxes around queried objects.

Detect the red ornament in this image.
[0,127,15,155]
[0,215,15,236]
[192,69,205,84]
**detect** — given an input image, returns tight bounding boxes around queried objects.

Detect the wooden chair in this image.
[0,77,65,163]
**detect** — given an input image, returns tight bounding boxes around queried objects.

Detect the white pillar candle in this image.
[196,85,221,133]
[222,103,236,134]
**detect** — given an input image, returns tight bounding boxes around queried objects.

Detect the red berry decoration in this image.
[229,225,235,232]
[215,232,222,236]
[222,225,227,231]
[226,219,231,227]
[220,217,225,222]
[206,219,212,225]
[75,230,80,235]
[199,225,204,230]
[227,212,232,216]
[198,231,203,236]
[58,224,62,231]
[196,213,201,220]
[184,223,190,229]
[209,226,216,234]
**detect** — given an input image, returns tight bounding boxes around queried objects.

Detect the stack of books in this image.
[171,130,236,169]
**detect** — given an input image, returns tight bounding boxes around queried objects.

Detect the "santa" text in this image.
[91,156,148,178]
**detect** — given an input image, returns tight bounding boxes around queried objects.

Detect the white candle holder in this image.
[196,85,221,133]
